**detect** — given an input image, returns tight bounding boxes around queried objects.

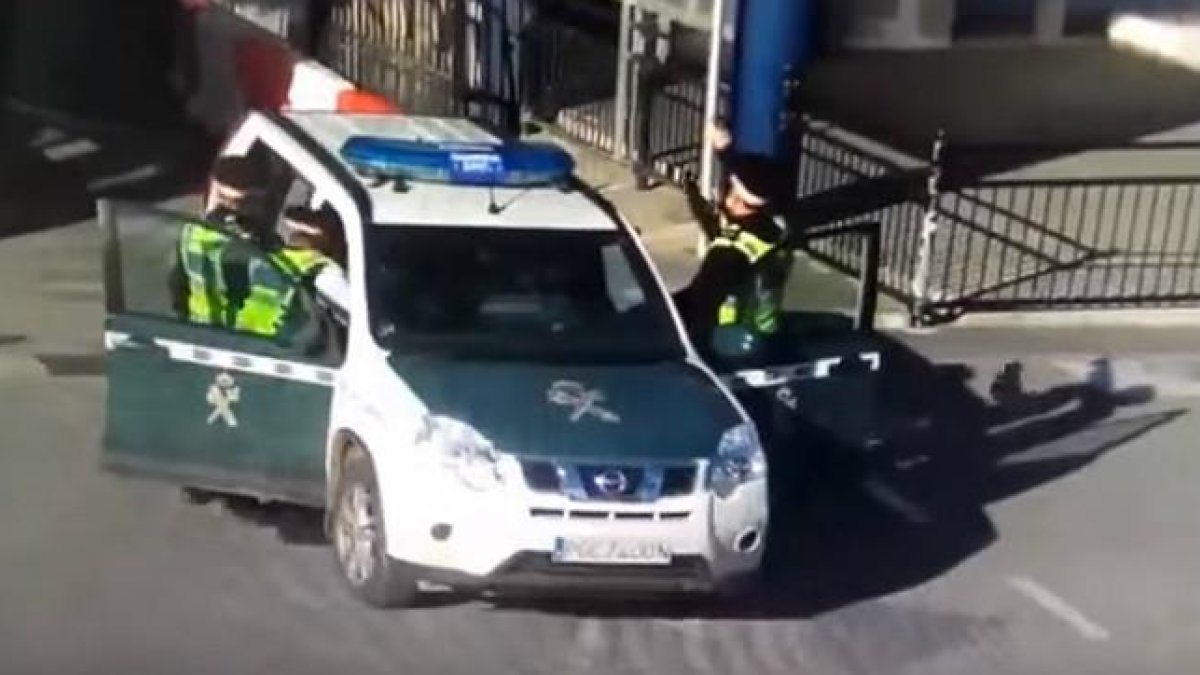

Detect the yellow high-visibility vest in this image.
[179,222,234,326]
[234,248,328,338]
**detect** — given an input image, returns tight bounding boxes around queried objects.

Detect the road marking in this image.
[861,477,932,524]
[1008,576,1111,642]
[87,164,163,192]
[41,137,100,162]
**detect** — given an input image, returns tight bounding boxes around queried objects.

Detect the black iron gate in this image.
[791,118,1200,325]
[319,0,525,132]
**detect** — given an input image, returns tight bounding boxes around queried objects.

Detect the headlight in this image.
[414,415,507,492]
[708,422,767,498]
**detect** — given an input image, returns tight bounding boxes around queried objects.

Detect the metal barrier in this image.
[924,145,1200,319]
[790,119,1200,325]
[302,0,712,186]
[320,0,463,117]
[316,0,526,133]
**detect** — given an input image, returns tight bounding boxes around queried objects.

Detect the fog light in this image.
[733,527,761,554]
[431,523,453,541]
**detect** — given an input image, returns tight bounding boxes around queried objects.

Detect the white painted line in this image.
[28,126,67,149]
[1008,576,1111,642]
[861,477,932,524]
[86,164,163,192]
[41,137,100,163]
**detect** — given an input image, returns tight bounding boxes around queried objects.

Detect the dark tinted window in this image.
[368,225,683,363]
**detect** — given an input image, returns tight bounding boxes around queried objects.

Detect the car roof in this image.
[283,112,619,232]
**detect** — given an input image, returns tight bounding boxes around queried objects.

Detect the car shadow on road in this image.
[199,326,1184,618]
[489,333,1184,620]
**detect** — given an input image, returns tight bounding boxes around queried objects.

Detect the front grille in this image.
[520,461,699,500]
[529,508,691,521]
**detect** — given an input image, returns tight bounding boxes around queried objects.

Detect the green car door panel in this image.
[104,312,334,506]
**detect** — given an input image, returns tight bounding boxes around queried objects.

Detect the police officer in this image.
[677,121,792,362]
[234,204,348,340]
[171,154,273,326]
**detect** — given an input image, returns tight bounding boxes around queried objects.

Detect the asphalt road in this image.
[1,109,1199,675]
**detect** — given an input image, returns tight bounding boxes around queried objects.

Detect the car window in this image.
[208,140,302,233]
[106,204,324,352]
[367,225,684,363]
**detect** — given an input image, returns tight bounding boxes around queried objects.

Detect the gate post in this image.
[909,129,946,327]
[629,10,665,190]
[614,0,636,159]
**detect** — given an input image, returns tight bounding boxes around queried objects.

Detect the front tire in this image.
[332,448,420,608]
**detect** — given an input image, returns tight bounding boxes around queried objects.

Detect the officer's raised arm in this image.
[683,120,736,240]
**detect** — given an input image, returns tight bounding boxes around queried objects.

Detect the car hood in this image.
[388,355,741,462]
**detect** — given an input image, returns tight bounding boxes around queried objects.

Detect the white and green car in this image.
[98,110,835,608]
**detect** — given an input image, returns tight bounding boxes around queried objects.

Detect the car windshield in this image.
[366,225,685,363]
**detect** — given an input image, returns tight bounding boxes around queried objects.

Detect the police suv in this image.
[99,111,776,607]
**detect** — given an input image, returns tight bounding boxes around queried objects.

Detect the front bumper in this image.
[412,553,724,595]
[380,467,768,595]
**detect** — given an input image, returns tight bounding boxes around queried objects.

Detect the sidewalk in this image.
[529,124,912,328]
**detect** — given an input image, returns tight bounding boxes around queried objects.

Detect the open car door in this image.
[97,199,342,506]
[711,221,885,456]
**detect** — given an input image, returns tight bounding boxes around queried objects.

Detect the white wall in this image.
[828,0,956,49]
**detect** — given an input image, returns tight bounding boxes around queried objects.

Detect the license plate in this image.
[552,537,672,565]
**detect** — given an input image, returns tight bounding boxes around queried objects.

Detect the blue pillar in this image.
[730,0,815,160]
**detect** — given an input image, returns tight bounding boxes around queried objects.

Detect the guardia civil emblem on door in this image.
[206,372,240,428]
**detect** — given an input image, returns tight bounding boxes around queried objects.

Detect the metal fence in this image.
[319,0,530,130]
[792,121,1200,324]
[315,0,710,180]
[926,146,1200,318]
[322,0,461,116]
[521,1,622,153]
[632,64,708,184]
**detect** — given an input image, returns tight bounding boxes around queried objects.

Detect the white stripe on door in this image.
[104,330,336,387]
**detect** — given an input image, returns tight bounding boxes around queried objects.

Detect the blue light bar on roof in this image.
[339,136,575,187]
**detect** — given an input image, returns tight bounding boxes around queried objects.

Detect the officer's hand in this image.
[706,120,732,152]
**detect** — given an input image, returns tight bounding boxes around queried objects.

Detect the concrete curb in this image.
[924,308,1200,330]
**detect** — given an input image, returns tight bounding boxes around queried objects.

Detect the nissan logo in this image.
[592,469,628,496]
